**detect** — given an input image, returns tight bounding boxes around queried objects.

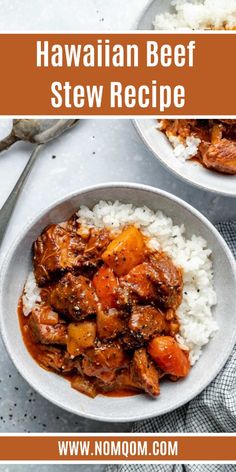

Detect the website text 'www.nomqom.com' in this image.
[58,439,178,459]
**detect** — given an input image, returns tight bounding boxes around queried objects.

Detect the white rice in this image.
[169,134,201,161]
[78,201,218,365]
[153,0,236,30]
[22,271,41,317]
[22,200,218,366]
[157,120,201,161]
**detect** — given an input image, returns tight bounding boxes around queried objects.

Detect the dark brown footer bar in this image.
[0,435,235,462]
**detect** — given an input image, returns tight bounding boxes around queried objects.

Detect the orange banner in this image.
[0,435,235,462]
[0,32,235,116]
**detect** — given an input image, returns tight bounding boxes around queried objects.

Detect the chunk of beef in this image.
[160,119,210,143]
[201,139,236,174]
[122,308,179,349]
[94,368,142,394]
[118,252,182,310]
[50,273,98,321]
[129,306,166,341]
[63,213,81,233]
[40,286,53,306]
[31,303,59,324]
[85,228,111,258]
[131,348,160,397]
[221,123,236,141]
[76,229,112,277]
[118,262,156,306]
[71,375,97,398]
[219,119,236,125]
[82,342,129,383]
[121,332,146,350]
[28,305,68,345]
[160,119,196,140]
[148,253,183,309]
[35,346,78,374]
[33,224,86,286]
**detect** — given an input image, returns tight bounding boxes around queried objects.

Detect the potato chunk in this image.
[67,321,96,356]
[102,226,145,276]
[96,306,125,340]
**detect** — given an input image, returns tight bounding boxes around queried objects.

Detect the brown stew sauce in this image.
[18,299,137,397]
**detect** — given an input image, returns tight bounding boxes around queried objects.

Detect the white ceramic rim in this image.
[0,182,236,422]
[134,0,157,29]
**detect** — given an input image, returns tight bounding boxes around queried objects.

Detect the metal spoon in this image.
[0,119,79,245]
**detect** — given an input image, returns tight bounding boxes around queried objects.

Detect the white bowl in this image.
[135,0,236,197]
[134,119,236,197]
[0,183,236,422]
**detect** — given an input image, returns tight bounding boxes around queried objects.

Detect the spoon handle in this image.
[0,143,44,246]
[0,132,19,153]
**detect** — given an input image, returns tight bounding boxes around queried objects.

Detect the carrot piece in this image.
[102,226,145,276]
[93,265,118,310]
[211,124,222,144]
[148,336,190,377]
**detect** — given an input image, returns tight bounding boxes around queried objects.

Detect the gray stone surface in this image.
[0,0,146,31]
[0,0,235,438]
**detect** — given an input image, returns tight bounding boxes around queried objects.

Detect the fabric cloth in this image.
[107,465,234,472]
[107,221,236,472]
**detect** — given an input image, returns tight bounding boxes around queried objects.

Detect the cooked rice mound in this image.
[153,0,236,30]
